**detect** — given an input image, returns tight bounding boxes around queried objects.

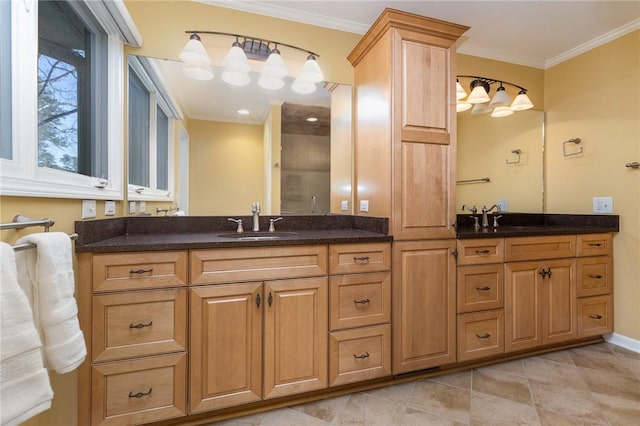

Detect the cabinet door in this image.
[392,240,457,374]
[505,261,543,352]
[189,283,262,413]
[543,259,577,345]
[263,277,328,399]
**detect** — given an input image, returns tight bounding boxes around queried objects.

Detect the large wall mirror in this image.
[456,109,544,213]
[128,55,352,216]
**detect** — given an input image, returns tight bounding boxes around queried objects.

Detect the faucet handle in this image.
[269,217,283,232]
[228,218,244,233]
[470,216,480,230]
[493,215,503,228]
[462,204,478,215]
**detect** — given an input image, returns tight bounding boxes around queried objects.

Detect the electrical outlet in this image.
[593,197,613,214]
[129,201,137,215]
[497,199,509,212]
[104,201,116,216]
[139,201,146,213]
[341,200,349,211]
[359,200,369,212]
[81,200,96,219]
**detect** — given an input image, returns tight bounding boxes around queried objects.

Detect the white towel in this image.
[15,232,86,374]
[0,242,53,426]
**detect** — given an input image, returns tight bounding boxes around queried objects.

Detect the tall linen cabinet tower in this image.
[347,9,468,374]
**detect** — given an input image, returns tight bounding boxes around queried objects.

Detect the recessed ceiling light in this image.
[306,117,318,122]
[237,109,250,115]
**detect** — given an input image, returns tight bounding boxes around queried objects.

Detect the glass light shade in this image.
[467,84,490,104]
[456,101,472,112]
[489,86,512,107]
[296,55,324,83]
[222,44,250,73]
[258,50,288,90]
[511,91,534,111]
[491,106,514,117]
[291,79,317,94]
[456,81,467,100]
[179,36,211,66]
[183,64,214,80]
[470,103,492,115]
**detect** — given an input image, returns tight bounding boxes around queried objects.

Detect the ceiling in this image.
[200,0,640,69]
[154,1,639,125]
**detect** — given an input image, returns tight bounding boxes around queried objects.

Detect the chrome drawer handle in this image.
[353,352,370,359]
[588,274,603,279]
[128,388,152,398]
[475,249,491,256]
[476,333,491,339]
[353,256,370,263]
[354,298,370,305]
[589,314,603,320]
[476,286,491,291]
[130,268,153,275]
[129,321,153,329]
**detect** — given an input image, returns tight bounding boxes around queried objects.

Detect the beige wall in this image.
[544,31,640,340]
[188,120,264,215]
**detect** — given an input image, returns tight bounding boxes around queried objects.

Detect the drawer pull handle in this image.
[588,243,603,247]
[129,321,153,329]
[353,256,370,263]
[476,286,491,291]
[476,333,491,339]
[589,314,603,320]
[353,352,370,359]
[539,268,552,278]
[255,294,261,307]
[128,388,152,398]
[588,274,603,279]
[354,298,370,305]
[475,249,491,256]
[267,292,273,307]
[130,268,153,275]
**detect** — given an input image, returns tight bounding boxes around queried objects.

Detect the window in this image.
[0,0,140,199]
[127,56,178,200]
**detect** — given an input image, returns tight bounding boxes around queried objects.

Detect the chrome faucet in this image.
[482,205,501,228]
[462,204,480,230]
[251,202,261,232]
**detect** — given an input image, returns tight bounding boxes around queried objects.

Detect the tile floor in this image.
[208,342,639,425]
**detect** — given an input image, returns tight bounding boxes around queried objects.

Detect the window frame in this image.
[0,0,140,200]
[127,56,178,202]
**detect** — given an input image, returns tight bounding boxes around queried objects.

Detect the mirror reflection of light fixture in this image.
[457,75,534,118]
[179,31,323,94]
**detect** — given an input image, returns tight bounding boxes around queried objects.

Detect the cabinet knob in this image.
[255,294,261,307]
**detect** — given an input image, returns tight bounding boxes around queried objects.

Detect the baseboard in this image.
[604,332,640,353]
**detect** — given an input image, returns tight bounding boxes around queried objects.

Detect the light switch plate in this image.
[359,200,369,212]
[104,201,116,216]
[139,201,146,213]
[341,200,349,211]
[81,200,96,219]
[593,197,613,214]
[129,201,137,215]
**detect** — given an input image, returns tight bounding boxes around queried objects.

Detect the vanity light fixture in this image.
[179,31,323,93]
[457,75,534,117]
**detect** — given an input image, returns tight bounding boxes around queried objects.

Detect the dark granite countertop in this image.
[75,215,391,253]
[456,213,619,239]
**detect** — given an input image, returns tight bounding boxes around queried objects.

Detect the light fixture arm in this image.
[457,75,528,93]
[184,30,320,59]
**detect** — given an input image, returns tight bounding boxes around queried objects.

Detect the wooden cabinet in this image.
[189,246,328,412]
[347,9,468,240]
[456,239,505,362]
[392,240,457,373]
[328,243,392,386]
[77,251,189,426]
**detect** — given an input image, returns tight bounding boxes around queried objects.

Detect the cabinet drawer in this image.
[457,238,504,266]
[91,353,187,426]
[191,245,327,285]
[92,289,187,362]
[578,295,613,338]
[92,251,188,292]
[329,243,391,275]
[577,256,612,297]
[505,235,576,262]
[457,310,504,362]
[457,264,504,313]
[577,234,613,257]
[329,272,391,330]
[329,325,391,387]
